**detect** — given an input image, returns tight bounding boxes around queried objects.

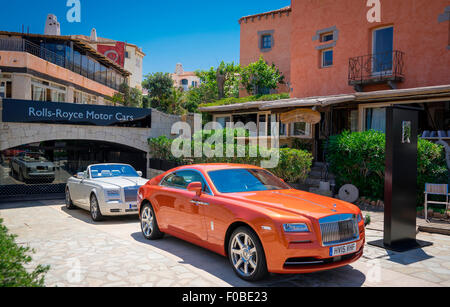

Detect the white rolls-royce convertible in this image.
[65,164,149,221]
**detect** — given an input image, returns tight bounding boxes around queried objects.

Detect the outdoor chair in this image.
[424,183,450,222]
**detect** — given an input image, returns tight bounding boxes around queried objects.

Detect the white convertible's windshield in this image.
[90,165,139,178]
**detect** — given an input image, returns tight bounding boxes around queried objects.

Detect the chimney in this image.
[175,63,184,75]
[90,28,98,41]
[44,14,61,35]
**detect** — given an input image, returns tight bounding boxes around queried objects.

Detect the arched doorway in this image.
[0,140,147,201]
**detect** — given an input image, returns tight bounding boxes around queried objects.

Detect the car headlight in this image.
[283,223,310,233]
[357,213,363,224]
[105,189,121,199]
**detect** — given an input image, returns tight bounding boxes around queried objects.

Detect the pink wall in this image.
[290,0,450,98]
[240,9,292,93]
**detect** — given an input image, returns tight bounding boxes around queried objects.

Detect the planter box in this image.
[149,158,162,171]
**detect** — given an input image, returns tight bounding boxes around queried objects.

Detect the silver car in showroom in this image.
[65,164,149,221]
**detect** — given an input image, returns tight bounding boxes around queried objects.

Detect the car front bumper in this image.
[99,201,139,216]
[262,228,366,274]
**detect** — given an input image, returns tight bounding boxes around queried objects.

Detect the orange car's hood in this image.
[221,189,359,220]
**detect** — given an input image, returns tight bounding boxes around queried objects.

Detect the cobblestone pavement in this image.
[0,200,449,287]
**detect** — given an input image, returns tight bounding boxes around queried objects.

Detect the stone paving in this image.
[0,200,449,287]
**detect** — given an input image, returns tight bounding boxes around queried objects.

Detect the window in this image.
[73,90,82,104]
[81,54,88,77]
[372,27,394,74]
[73,50,81,74]
[31,79,66,102]
[321,49,333,67]
[320,32,334,42]
[0,81,12,99]
[161,170,210,193]
[125,51,130,59]
[32,84,46,101]
[365,108,386,133]
[215,116,231,129]
[291,122,312,137]
[261,35,272,49]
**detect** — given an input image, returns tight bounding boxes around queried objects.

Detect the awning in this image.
[198,85,450,114]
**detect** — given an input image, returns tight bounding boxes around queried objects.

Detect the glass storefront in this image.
[0,140,147,200]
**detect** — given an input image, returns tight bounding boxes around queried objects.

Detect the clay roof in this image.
[199,85,450,113]
[239,6,291,23]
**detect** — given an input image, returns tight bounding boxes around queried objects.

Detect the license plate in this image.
[330,242,357,257]
[129,204,137,210]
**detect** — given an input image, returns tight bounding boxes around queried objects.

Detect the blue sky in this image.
[0,0,290,76]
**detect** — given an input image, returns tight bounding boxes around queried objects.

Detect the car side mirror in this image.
[76,172,84,179]
[137,171,143,177]
[187,182,203,197]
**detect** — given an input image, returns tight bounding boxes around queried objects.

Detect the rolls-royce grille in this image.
[124,187,139,203]
[320,215,359,246]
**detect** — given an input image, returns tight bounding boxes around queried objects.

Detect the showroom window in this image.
[31,79,66,102]
[0,75,12,99]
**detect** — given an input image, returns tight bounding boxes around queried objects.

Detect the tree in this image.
[216,61,241,99]
[196,62,241,99]
[163,88,187,115]
[113,83,143,107]
[142,72,174,109]
[240,56,285,96]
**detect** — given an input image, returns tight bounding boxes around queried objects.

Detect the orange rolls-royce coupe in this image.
[138,164,365,281]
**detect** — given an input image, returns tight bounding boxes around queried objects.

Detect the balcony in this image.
[0,38,65,67]
[348,50,405,91]
[0,38,125,91]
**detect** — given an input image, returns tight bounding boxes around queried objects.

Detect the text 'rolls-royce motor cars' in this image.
[66,164,149,221]
[10,152,55,183]
[138,164,366,281]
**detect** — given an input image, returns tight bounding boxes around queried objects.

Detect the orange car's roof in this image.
[179,163,263,172]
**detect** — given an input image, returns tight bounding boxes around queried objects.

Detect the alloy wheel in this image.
[230,232,258,277]
[141,207,154,237]
[90,196,98,219]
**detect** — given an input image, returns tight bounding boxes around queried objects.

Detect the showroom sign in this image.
[2,99,152,128]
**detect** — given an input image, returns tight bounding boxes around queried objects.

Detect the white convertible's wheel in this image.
[65,187,75,210]
[90,194,103,222]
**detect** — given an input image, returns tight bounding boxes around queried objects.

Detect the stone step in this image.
[305,178,336,186]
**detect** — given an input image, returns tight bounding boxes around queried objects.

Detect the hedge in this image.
[149,132,313,183]
[0,219,49,287]
[326,130,449,205]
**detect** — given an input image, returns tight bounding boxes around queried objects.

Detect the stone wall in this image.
[0,98,191,179]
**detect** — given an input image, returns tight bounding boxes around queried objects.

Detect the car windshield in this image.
[90,165,139,178]
[208,169,291,193]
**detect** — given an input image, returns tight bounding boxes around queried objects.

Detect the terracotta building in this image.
[201,0,450,161]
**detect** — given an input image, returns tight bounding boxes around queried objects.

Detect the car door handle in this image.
[190,200,209,206]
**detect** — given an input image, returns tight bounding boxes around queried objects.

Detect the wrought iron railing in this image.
[0,38,65,67]
[348,50,405,85]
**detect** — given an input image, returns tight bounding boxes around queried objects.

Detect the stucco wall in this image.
[240,9,291,93]
[290,0,450,98]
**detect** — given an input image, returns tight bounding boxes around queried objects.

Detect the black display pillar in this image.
[369,106,432,252]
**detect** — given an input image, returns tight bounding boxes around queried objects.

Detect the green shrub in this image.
[149,130,313,183]
[148,136,183,164]
[271,148,313,183]
[326,130,448,205]
[0,219,49,287]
